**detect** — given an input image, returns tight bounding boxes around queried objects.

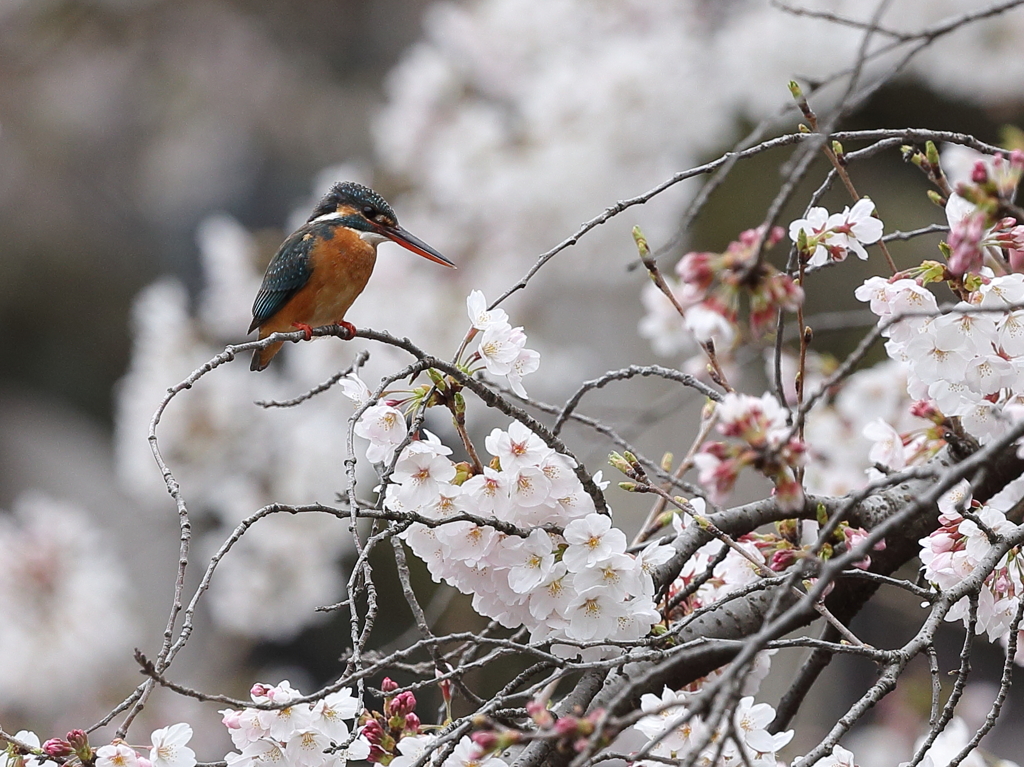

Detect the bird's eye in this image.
[362,206,377,218]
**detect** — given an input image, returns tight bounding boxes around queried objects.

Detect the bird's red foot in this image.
[336,321,357,340]
[291,322,314,341]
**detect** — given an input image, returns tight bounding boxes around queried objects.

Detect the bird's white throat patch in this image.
[358,230,389,247]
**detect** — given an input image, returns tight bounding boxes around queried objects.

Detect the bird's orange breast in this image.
[257,226,377,338]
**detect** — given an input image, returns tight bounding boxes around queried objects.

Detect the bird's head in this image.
[308,181,455,268]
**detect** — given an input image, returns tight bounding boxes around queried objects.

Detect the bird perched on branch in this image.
[248,181,455,371]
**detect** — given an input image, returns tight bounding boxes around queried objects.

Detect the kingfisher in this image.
[248,181,454,371]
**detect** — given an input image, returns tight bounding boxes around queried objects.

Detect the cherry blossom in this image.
[562,514,628,571]
[389,735,435,767]
[477,323,525,375]
[148,725,196,767]
[95,744,140,767]
[354,403,408,463]
[485,421,553,473]
[789,198,884,267]
[466,289,510,331]
[505,529,558,593]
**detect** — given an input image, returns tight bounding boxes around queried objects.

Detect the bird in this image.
[248,181,454,371]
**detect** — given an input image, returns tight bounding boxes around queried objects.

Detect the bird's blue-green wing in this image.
[248,228,316,332]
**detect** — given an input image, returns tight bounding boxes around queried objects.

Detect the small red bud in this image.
[971,161,989,184]
[381,677,399,694]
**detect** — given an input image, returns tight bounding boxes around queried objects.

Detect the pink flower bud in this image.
[390,691,417,718]
[221,710,242,729]
[947,211,987,278]
[972,161,989,184]
[250,684,270,699]
[910,400,941,421]
[1010,248,1024,274]
[769,549,797,572]
[42,740,73,758]
[471,732,499,753]
[361,719,385,745]
[66,731,89,751]
[380,677,399,694]
[437,680,452,704]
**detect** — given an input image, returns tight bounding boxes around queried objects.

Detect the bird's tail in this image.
[250,340,284,371]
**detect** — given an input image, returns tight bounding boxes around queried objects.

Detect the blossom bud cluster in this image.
[746,517,883,573]
[920,482,1024,660]
[363,682,507,767]
[471,698,606,758]
[857,272,1024,446]
[788,197,884,268]
[943,150,1024,278]
[221,681,368,767]
[693,392,805,510]
[639,225,803,356]
[390,420,672,649]
[358,679,426,765]
[631,687,793,767]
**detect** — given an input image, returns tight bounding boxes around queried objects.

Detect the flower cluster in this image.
[3,727,196,767]
[694,392,806,510]
[789,198,884,268]
[221,681,368,767]
[639,226,803,356]
[943,150,1024,278]
[390,420,671,650]
[920,482,1024,659]
[858,272,1024,447]
[466,291,540,396]
[631,687,793,767]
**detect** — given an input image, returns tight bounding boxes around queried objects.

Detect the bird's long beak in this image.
[381,224,456,268]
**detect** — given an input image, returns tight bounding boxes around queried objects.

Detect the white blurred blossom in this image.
[0,493,136,711]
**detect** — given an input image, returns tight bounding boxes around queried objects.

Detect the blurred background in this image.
[3,0,1024,764]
